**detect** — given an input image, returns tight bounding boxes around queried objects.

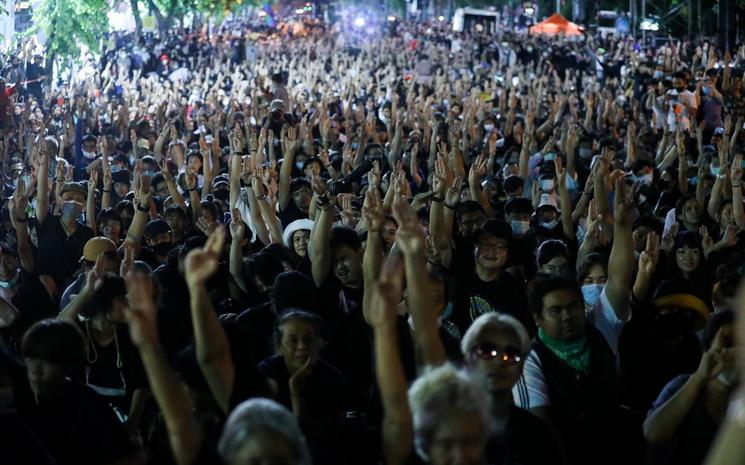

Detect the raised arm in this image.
[555,157,574,242]
[362,189,385,323]
[86,170,99,233]
[392,197,446,367]
[122,177,152,249]
[9,178,35,273]
[309,194,334,287]
[278,126,299,211]
[731,155,745,228]
[125,272,202,465]
[185,227,235,414]
[36,147,50,225]
[368,255,413,465]
[604,179,635,320]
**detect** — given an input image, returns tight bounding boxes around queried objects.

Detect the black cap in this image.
[473,219,513,243]
[504,197,534,215]
[503,175,523,194]
[144,219,172,239]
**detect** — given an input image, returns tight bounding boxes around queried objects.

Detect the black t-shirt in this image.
[0,412,56,465]
[0,271,57,354]
[487,406,562,465]
[36,215,94,289]
[13,379,137,465]
[278,199,308,229]
[452,269,531,335]
[74,323,146,414]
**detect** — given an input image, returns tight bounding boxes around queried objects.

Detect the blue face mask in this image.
[541,220,558,230]
[581,283,604,307]
[441,302,454,320]
[702,86,711,96]
[711,166,721,176]
[510,220,530,235]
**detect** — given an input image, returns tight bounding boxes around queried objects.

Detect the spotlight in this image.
[353,17,366,27]
[387,15,397,22]
[524,7,535,15]
[295,8,304,14]
[438,16,445,22]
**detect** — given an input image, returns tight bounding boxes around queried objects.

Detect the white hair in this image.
[408,363,492,460]
[460,312,531,356]
[218,398,312,465]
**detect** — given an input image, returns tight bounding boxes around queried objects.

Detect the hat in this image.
[60,182,87,198]
[536,194,560,213]
[270,99,286,112]
[504,197,534,215]
[83,236,117,262]
[652,280,710,328]
[289,178,311,193]
[144,219,172,239]
[282,219,314,248]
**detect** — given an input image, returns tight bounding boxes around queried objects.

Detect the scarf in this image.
[538,328,591,375]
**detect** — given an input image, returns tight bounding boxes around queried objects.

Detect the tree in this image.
[32,0,109,63]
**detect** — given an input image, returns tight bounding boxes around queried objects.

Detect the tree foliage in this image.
[32,0,109,59]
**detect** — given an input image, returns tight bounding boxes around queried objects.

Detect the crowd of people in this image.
[1,11,745,465]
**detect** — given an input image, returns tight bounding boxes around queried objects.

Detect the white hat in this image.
[282,219,314,248]
[536,194,560,213]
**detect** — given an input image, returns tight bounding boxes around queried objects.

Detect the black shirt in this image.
[13,379,137,465]
[36,215,94,289]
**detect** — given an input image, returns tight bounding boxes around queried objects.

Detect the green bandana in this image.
[538,328,591,375]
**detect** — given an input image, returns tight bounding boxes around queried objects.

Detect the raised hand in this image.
[120,243,136,277]
[366,254,405,328]
[392,196,425,256]
[184,226,225,288]
[731,154,743,184]
[639,231,660,276]
[288,353,316,397]
[613,178,635,225]
[124,272,158,349]
[362,188,385,232]
[229,208,246,241]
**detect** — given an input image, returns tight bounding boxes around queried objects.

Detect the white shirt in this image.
[512,288,629,409]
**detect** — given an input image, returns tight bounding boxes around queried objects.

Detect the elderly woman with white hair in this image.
[461,312,563,464]
[122,270,312,465]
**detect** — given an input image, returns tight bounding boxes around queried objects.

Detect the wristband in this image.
[733,183,742,188]
[136,203,149,212]
[186,187,197,192]
[102,189,111,193]
[431,196,444,203]
[444,203,456,210]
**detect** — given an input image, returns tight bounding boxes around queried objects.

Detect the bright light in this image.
[295,8,304,14]
[437,15,445,22]
[353,17,366,27]
[387,15,397,22]
[640,19,659,31]
[258,11,267,17]
[524,7,535,15]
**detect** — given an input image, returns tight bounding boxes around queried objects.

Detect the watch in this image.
[136,203,149,212]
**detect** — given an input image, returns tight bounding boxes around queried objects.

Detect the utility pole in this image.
[641,0,646,42]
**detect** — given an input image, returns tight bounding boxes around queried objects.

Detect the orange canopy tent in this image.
[529,13,583,36]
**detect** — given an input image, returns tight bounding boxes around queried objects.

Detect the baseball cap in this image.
[82,236,117,262]
[144,219,172,239]
[270,99,286,112]
[536,194,560,213]
[60,182,87,198]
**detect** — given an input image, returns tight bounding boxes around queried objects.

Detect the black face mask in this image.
[675,86,685,92]
[152,242,172,257]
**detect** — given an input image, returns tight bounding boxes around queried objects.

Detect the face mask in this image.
[483,123,494,133]
[82,150,97,160]
[544,152,556,162]
[689,176,698,186]
[579,148,593,159]
[541,220,558,230]
[581,284,603,307]
[0,272,19,289]
[61,201,83,219]
[653,70,664,79]
[295,161,305,170]
[702,86,711,96]
[711,166,721,176]
[675,86,685,92]
[152,242,172,257]
[540,179,555,192]
[510,220,530,235]
[441,302,454,320]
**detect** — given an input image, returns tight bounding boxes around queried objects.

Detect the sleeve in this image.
[647,375,691,418]
[512,350,550,409]
[587,286,628,354]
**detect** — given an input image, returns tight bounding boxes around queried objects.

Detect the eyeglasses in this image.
[477,241,509,253]
[470,343,523,364]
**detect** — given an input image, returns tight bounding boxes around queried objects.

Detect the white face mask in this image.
[540,179,555,192]
[82,150,97,160]
[483,124,495,133]
[541,220,558,230]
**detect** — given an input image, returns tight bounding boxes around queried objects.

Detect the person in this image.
[59,236,119,310]
[14,319,143,465]
[461,312,562,464]
[643,310,737,465]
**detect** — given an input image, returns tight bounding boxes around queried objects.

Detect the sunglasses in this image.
[470,343,523,364]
